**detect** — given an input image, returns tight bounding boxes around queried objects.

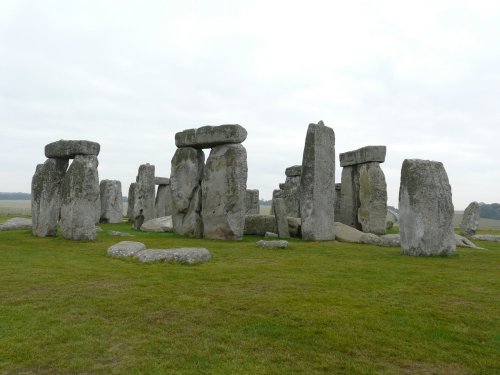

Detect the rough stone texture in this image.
[140,216,174,232]
[59,155,100,241]
[269,189,283,216]
[134,164,156,222]
[300,121,336,240]
[256,240,288,249]
[455,234,484,249]
[334,183,341,218]
[357,162,387,235]
[99,180,123,223]
[107,241,146,257]
[201,144,247,240]
[378,234,400,247]
[155,177,170,185]
[333,222,367,243]
[0,217,32,231]
[265,232,279,238]
[460,201,480,236]
[155,184,172,218]
[45,140,100,158]
[127,182,137,222]
[244,215,301,237]
[338,165,361,229]
[175,124,247,149]
[31,158,68,237]
[339,146,386,167]
[471,234,500,242]
[399,159,456,256]
[245,189,260,215]
[274,198,290,239]
[170,147,204,237]
[285,165,302,177]
[107,231,135,237]
[359,233,383,245]
[134,248,212,264]
[282,175,301,218]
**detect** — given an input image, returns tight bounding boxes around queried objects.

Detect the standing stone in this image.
[269,189,283,216]
[274,198,290,239]
[60,155,100,240]
[31,158,69,237]
[461,201,480,236]
[201,143,248,240]
[127,182,137,222]
[399,159,456,256]
[134,164,155,222]
[338,165,361,229]
[155,183,172,218]
[99,180,123,223]
[357,162,387,234]
[245,189,260,214]
[334,183,342,216]
[300,121,336,240]
[170,147,205,237]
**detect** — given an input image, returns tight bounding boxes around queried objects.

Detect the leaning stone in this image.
[107,241,146,257]
[285,165,302,177]
[256,240,289,249]
[471,234,500,242]
[99,180,123,223]
[155,177,170,185]
[170,147,204,237]
[0,217,32,231]
[31,158,68,237]
[265,232,279,238]
[134,164,156,222]
[334,222,366,243]
[300,121,336,240]
[245,189,260,215]
[399,159,456,256]
[454,233,484,249]
[60,155,100,241]
[141,216,174,232]
[274,198,290,239]
[108,231,135,237]
[339,146,386,167]
[378,234,400,247]
[201,144,247,240]
[45,140,100,158]
[357,162,387,234]
[460,201,480,236]
[134,248,212,264]
[175,124,247,149]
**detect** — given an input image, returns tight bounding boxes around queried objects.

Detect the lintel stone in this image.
[175,124,247,149]
[339,146,386,167]
[45,140,100,158]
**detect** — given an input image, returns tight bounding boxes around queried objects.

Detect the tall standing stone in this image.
[300,121,336,240]
[201,143,248,240]
[155,182,172,218]
[31,158,69,237]
[399,159,456,256]
[170,147,205,237]
[127,182,137,222]
[274,198,290,239]
[338,166,360,229]
[134,164,156,222]
[60,155,100,241]
[461,201,480,236]
[99,180,123,223]
[357,162,387,234]
[245,189,260,215]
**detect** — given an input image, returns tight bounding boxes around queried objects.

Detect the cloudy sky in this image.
[1,0,499,209]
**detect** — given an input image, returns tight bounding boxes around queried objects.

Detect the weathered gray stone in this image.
[454,233,484,249]
[99,180,123,223]
[107,230,135,237]
[334,183,341,218]
[339,146,386,167]
[378,234,400,247]
[265,232,279,238]
[134,248,211,264]
[399,159,456,256]
[140,216,173,232]
[155,184,172,218]
[282,175,301,218]
[274,198,290,239]
[45,140,100,158]
[460,201,480,236]
[300,121,336,240]
[60,155,100,241]
[127,182,137,222]
[107,241,146,257]
[338,165,361,229]
[334,222,369,243]
[0,217,32,231]
[201,144,247,240]
[245,189,260,215]
[471,234,500,242]
[31,158,68,237]
[359,233,383,245]
[256,240,288,249]
[155,177,170,185]
[244,215,301,237]
[134,164,156,222]
[170,147,204,237]
[357,162,387,235]
[175,124,247,149]
[285,165,302,177]
[269,189,283,216]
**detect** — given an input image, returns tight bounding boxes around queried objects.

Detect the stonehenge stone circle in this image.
[399,159,456,256]
[300,121,336,241]
[339,145,386,167]
[31,158,69,237]
[270,165,301,218]
[127,182,137,222]
[460,201,480,236]
[175,124,247,148]
[357,163,387,234]
[245,189,260,215]
[134,164,156,222]
[99,180,123,223]
[45,140,100,158]
[60,155,100,241]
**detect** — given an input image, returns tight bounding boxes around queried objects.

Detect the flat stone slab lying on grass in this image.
[134,248,211,264]
[108,231,135,237]
[140,216,173,232]
[256,240,289,249]
[471,234,500,242]
[378,234,401,247]
[455,234,485,249]
[0,217,32,231]
[107,241,146,257]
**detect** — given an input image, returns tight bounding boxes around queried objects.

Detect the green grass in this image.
[0,217,499,374]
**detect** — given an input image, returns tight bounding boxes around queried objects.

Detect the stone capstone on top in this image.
[285,165,302,177]
[155,177,170,185]
[175,124,247,149]
[45,140,100,159]
[339,146,386,167]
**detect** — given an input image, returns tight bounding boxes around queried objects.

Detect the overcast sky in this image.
[1,0,499,209]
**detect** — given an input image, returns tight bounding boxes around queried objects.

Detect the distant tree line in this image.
[259,199,272,206]
[0,192,31,200]
[479,203,500,220]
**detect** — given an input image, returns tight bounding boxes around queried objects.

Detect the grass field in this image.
[0,217,499,374]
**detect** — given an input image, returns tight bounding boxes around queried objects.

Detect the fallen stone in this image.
[471,234,500,242]
[460,201,480,236]
[334,222,366,243]
[378,234,400,247]
[285,165,302,177]
[175,124,247,149]
[134,248,211,264]
[99,180,123,224]
[256,240,289,249]
[265,232,279,238]
[339,145,386,167]
[140,216,174,232]
[108,231,135,237]
[359,233,383,245]
[45,140,100,158]
[455,233,484,249]
[0,217,32,231]
[107,241,146,257]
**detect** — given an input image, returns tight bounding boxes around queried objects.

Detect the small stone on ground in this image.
[256,240,289,249]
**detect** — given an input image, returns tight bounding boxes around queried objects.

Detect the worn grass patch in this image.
[0,217,499,374]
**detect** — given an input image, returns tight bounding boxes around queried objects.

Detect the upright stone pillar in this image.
[99,180,123,223]
[134,164,155,222]
[338,166,360,229]
[300,121,335,240]
[460,201,480,236]
[60,155,100,241]
[31,158,69,237]
[155,177,172,218]
[357,162,387,234]
[245,189,260,215]
[399,159,456,256]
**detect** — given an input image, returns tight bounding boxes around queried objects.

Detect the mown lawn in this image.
[0,217,499,374]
